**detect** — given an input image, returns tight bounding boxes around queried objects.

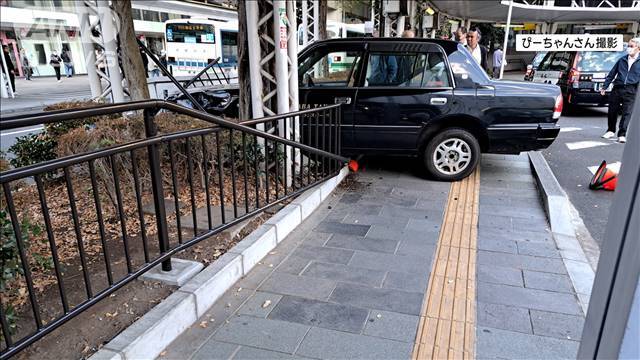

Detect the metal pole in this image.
[274,0,292,187]
[0,45,15,98]
[499,0,513,80]
[246,2,265,121]
[97,0,124,103]
[396,16,405,37]
[143,108,172,271]
[76,0,103,98]
[313,0,319,41]
[302,0,309,47]
[287,0,301,173]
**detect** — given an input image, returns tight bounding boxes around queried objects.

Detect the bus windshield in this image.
[166,23,215,43]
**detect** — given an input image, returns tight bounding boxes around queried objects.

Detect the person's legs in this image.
[607,87,622,133]
[54,66,61,80]
[9,72,15,92]
[617,85,637,137]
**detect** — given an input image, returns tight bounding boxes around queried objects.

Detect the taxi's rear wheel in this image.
[423,128,480,181]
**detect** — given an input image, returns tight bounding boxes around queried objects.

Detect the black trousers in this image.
[53,66,61,80]
[9,72,15,91]
[608,84,637,137]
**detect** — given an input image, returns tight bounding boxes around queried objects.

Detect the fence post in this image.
[144,108,172,271]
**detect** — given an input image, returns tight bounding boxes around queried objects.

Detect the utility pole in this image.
[499,0,513,79]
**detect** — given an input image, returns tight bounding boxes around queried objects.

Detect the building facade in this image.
[0,0,237,77]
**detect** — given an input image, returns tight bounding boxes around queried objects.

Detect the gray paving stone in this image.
[313,221,370,236]
[415,197,449,210]
[259,272,336,300]
[523,270,574,293]
[530,310,585,340]
[295,326,413,360]
[329,282,424,315]
[325,233,399,254]
[359,195,417,207]
[366,225,437,242]
[479,227,554,244]
[477,251,567,274]
[341,213,409,227]
[346,204,383,216]
[235,262,276,290]
[405,218,442,232]
[381,205,442,220]
[213,315,309,354]
[479,194,542,208]
[512,217,550,232]
[364,310,420,342]
[478,214,512,231]
[477,302,532,334]
[268,296,369,333]
[349,250,432,274]
[291,244,355,265]
[275,256,312,275]
[301,261,385,287]
[383,270,430,293]
[517,241,560,258]
[237,291,283,318]
[476,326,579,359]
[477,237,518,254]
[301,232,332,247]
[191,340,240,360]
[477,265,523,287]
[232,346,305,359]
[395,240,437,258]
[479,204,546,220]
[478,283,583,315]
[340,193,362,204]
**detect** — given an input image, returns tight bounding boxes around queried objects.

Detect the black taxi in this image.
[298,38,562,181]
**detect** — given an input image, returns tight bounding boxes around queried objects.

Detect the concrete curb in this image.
[528,151,595,315]
[91,167,350,360]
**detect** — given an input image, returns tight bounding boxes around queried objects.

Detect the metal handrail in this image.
[0,101,345,359]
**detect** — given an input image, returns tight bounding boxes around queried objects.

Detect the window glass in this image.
[220,30,238,64]
[142,10,159,22]
[132,9,142,20]
[365,52,450,87]
[447,45,490,88]
[538,52,571,71]
[577,50,626,72]
[34,44,46,65]
[166,23,215,43]
[160,12,169,22]
[299,49,362,87]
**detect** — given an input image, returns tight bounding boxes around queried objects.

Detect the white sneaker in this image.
[57,80,62,83]
[601,131,615,139]
[618,136,626,143]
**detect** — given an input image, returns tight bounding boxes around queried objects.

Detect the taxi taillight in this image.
[553,95,563,119]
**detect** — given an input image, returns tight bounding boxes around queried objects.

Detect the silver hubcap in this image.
[433,138,472,175]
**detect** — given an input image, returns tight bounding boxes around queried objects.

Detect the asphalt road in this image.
[541,106,625,247]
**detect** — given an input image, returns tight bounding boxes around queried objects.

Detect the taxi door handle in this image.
[334,97,352,105]
[430,98,448,105]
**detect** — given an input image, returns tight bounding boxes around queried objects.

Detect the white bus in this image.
[164,18,238,77]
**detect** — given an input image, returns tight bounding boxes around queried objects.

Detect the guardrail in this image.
[0,100,346,358]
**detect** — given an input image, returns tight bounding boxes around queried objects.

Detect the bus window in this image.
[166,23,215,44]
[220,30,238,64]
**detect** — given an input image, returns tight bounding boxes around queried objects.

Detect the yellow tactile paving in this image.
[413,168,480,360]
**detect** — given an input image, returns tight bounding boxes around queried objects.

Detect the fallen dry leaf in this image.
[262,300,272,308]
[199,321,208,328]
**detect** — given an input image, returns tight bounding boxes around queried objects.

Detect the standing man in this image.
[61,48,74,77]
[601,37,640,144]
[20,48,32,80]
[2,44,16,93]
[493,46,504,78]
[455,27,467,46]
[466,27,488,72]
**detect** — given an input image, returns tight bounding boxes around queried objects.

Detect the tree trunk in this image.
[237,0,251,120]
[112,0,149,101]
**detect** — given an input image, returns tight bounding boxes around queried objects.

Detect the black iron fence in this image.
[0,101,345,358]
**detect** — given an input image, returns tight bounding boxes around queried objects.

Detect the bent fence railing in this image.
[0,101,345,358]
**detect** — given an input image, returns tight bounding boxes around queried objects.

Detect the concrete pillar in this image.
[97,0,124,102]
[76,0,103,98]
[541,22,548,34]
[631,22,639,36]
[550,22,558,34]
[397,16,405,37]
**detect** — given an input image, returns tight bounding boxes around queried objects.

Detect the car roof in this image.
[312,37,460,55]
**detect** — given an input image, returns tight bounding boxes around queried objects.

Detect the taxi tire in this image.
[423,128,481,182]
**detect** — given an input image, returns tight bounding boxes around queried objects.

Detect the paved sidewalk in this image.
[160,160,449,359]
[157,155,586,359]
[476,154,584,359]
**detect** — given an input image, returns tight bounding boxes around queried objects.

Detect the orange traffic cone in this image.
[589,160,617,191]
